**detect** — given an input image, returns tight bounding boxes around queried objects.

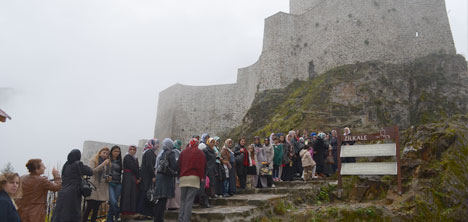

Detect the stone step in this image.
[126,181,336,222]
[274,179,333,187]
[164,205,259,222]
[128,194,286,222]
[210,193,287,206]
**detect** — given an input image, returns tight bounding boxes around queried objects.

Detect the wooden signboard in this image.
[336,126,401,195]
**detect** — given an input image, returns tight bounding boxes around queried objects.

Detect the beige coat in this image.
[88,159,110,201]
[300,149,316,167]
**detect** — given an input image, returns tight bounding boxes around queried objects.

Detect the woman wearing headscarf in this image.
[280,134,294,181]
[83,147,111,222]
[263,137,275,187]
[120,146,141,220]
[178,138,206,222]
[314,133,328,177]
[202,138,217,199]
[342,127,356,163]
[198,134,210,150]
[329,130,338,173]
[254,136,267,188]
[166,140,182,210]
[289,131,302,179]
[221,138,236,196]
[52,149,93,222]
[153,138,177,222]
[272,136,283,182]
[212,136,224,197]
[234,137,247,189]
[137,139,159,218]
[18,159,61,222]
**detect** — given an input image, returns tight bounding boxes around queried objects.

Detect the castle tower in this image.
[290,0,320,15]
[155,0,455,142]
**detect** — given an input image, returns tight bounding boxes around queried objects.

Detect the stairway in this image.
[130,180,335,222]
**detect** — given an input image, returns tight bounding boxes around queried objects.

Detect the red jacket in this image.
[178,146,206,179]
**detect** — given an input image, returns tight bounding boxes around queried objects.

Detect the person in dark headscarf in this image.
[280,134,293,182]
[330,130,338,173]
[153,138,177,222]
[314,133,328,177]
[137,139,159,218]
[52,149,93,222]
[289,131,302,179]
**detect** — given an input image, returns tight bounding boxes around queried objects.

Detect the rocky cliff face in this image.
[225,53,468,221]
[226,54,468,140]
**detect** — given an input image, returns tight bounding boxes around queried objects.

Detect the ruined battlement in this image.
[155,0,455,141]
[290,0,320,15]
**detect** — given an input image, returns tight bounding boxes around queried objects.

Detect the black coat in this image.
[121,155,140,213]
[234,144,246,175]
[203,147,217,175]
[140,150,157,192]
[282,142,291,164]
[291,138,301,156]
[314,138,328,174]
[154,150,177,199]
[0,190,20,222]
[52,161,93,222]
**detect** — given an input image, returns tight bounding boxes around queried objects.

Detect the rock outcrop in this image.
[227,54,468,140]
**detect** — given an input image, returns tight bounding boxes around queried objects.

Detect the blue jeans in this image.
[273,165,280,179]
[223,179,230,195]
[107,183,122,222]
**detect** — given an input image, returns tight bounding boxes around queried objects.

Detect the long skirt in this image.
[166,182,181,209]
[281,163,293,181]
[228,167,236,194]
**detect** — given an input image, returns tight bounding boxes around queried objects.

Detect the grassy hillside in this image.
[226,54,468,140]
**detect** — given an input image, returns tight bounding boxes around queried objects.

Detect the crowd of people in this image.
[0,127,354,222]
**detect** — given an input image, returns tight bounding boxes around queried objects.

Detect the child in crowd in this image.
[246,144,257,189]
[300,144,316,181]
[272,137,283,182]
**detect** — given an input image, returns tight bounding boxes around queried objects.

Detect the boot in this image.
[200,196,211,208]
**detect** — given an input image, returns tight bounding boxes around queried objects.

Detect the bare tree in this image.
[1,162,14,174]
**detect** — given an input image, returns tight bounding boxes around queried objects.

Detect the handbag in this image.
[146,182,158,204]
[259,164,272,176]
[77,162,94,197]
[326,150,335,164]
[157,151,177,176]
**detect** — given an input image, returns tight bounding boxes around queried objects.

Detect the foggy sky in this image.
[0,0,466,175]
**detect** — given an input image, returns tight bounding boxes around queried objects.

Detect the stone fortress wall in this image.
[82,140,148,166]
[154,0,456,142]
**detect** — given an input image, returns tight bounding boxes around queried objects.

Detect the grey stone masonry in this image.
[155,0,456,142]
[82,140,148,166]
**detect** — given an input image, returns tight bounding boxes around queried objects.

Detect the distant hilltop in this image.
[155,0,456,141]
